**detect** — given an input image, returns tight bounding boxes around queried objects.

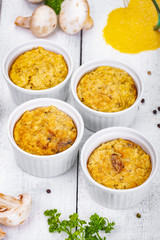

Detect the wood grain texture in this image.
[0,0,160,239]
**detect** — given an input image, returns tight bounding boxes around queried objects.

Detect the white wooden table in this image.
[0,0,160,239]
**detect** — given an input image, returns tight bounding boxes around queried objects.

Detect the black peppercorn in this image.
[46,189,51,194]
[153,110,157,114]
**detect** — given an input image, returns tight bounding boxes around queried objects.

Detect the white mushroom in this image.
[59,0,93,35]
[28,0,43,3]
[15,5,57,37]
[0,228,6,240]
[0,193,32,227]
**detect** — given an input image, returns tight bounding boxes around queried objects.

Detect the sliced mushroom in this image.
[111,153,124,173]
[59,0,93,35]
[0,228,6,240]
[0,193,32,227]
[15,5,57,37]
[28,0,43,3]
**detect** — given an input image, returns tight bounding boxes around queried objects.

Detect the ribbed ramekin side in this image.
[86,179,151,209]
[14,148,78,178]
[7,82,69,105]
[74,101,138,132]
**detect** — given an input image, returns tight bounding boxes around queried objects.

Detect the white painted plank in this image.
[0,0,81,239]
[1,0,160,239]
[78,0,160,239]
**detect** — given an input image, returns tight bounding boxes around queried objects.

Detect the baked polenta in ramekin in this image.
[9,47,68,90]
[77,66,137,112]
[87,138,152,190]
[13,106,77,155]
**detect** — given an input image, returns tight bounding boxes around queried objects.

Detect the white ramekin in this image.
[7,98,84,178]
[81,127,158,209]
[2,39,73,105]
[70,60,144,131]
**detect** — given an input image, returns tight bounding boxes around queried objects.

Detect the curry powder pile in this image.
[103,0,160,53]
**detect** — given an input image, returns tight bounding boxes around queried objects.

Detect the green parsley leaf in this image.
[84,213,115,240]
[44,0,64,15]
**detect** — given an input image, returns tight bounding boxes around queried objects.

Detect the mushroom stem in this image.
[15,16,31,29]
[83,16,93,30]
[0,193,32,227]
[0,228,6,240]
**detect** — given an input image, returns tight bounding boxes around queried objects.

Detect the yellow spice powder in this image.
[103,0,160,53]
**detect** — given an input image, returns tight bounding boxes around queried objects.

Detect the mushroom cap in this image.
[28,0,43,3]
[0,193,32,227]
[30,5,57,37]
[59,0,90,34]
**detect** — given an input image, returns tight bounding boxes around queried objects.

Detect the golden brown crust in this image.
[14,106,77,155]
[77,66,137,112]
[9,47,68,90]
[87,139,152,190]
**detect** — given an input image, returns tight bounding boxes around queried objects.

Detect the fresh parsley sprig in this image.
[85,213,115,240]
[44,209,115,240]
[44,0,64,15]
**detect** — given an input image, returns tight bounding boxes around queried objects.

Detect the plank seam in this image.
[0,0,2,21]
[76,30,83,214]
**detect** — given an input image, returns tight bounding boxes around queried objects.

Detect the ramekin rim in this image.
[80,127,158,193]
[2,39,73,95]
[7,98,84,159]
[70,59,144,116]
